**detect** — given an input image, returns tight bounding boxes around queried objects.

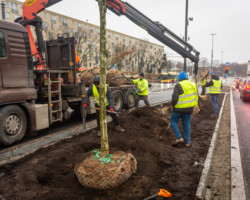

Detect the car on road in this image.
[240,79,250,101]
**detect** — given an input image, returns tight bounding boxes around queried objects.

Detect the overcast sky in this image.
[20,0,250,64]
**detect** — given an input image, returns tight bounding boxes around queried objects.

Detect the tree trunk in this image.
[98,0,109,154]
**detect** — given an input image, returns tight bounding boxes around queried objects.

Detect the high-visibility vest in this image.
[201,79,206,86]
[133,78,148,95]
[93,84,109,106]
[175,80,198,108]
[209,80,222,94]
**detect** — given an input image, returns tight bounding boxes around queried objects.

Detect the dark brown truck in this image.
[0,19,135,146]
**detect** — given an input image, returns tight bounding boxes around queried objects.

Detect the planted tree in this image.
[74,0,137,190]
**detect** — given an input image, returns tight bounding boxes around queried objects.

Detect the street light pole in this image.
[1,1,5,20]
[210,33,216,71]
[184,0,188,72]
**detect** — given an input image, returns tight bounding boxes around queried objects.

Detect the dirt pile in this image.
[0,94,225,200]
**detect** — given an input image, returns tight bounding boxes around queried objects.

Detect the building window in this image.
[72,21,75,26]
[63,18,67,26]
[83,32,86,39]
[58,26,61,30]
[0,32,6,57]
[44,12,47,18]
[111,40,114,46]
[5,1,9,8]
[97,29,100,35]
[5,12,10,19]
[50,14,56,23]
[72,29,76,36]
[77,23,82,30]
[11,3,18,14]
[107,31,111,38]
[59,17,62,22]
[89,26,93,34]
[42,22,48,31]
[115,34,118,40]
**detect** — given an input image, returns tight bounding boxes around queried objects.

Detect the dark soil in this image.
[0,93,226,200]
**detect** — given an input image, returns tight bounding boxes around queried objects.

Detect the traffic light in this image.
[225,67,229,74]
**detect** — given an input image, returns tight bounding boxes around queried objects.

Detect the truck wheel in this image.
[0,105,27,145]
[112,91,124,112]
[124,88,135,108]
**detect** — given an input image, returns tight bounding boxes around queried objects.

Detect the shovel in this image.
[91,107,119,116]
[143,189,171,200]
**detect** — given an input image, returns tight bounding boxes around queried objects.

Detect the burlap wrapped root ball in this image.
[79,66,100,86]
[106,69,122,86]
[74,151,137,190]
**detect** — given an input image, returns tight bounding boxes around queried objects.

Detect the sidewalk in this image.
[196,86,246,199]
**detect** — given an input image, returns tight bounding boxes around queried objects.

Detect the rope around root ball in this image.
[92,149,124,165]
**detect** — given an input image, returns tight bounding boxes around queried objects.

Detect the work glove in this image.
[133,90,139,96]
[84,103,87,108]
[110,107,114,112]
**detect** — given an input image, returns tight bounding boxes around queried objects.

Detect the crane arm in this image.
[106,0,200,74]
[16,0,62,71]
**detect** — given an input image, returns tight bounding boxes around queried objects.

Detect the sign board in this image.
[226,62,230,65]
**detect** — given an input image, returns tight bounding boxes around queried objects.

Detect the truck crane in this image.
[0,0,137,145]
[105,0,200,74]
[0,0,200,146]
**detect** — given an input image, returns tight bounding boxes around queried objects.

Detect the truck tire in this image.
[124,88,136,108]
[112,91,124,112]
[0,105,27,145]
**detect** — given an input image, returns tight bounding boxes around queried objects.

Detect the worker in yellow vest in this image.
[205,74,222,118]
[133,72,151,108]
[201,78,207,95]
[170,71,198,148]
[84,76,125,136]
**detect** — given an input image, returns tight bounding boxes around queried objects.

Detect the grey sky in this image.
[20,0,250,64]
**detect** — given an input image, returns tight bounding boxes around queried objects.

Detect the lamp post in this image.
[184,0,193,72]
[210,33,216,71]
[1,1,5,20]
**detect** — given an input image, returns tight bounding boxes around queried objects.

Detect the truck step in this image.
[51,119,62,123]
[52,110,61,113]
[51,100,61,103]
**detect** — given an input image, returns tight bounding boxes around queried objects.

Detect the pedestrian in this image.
[205,73,222,117]
[170,71,198,148]
[133,72,151,108]
[84,76,125,136]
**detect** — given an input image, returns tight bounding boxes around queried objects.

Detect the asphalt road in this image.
[233,87,250,198]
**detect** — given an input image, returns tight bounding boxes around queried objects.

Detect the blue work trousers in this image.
[210,95,219,114]
[170,112,191,144]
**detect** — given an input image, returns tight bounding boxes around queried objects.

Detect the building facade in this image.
[1,0,164,73]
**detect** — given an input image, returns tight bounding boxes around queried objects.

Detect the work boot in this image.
[115,125,125,132]
[172,137,184,146]
[185,143,191,148]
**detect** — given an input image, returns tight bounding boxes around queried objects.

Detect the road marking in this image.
[196,93,227,199]
[231,87,247,200]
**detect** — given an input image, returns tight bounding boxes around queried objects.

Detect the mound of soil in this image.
[0,94,225,200]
